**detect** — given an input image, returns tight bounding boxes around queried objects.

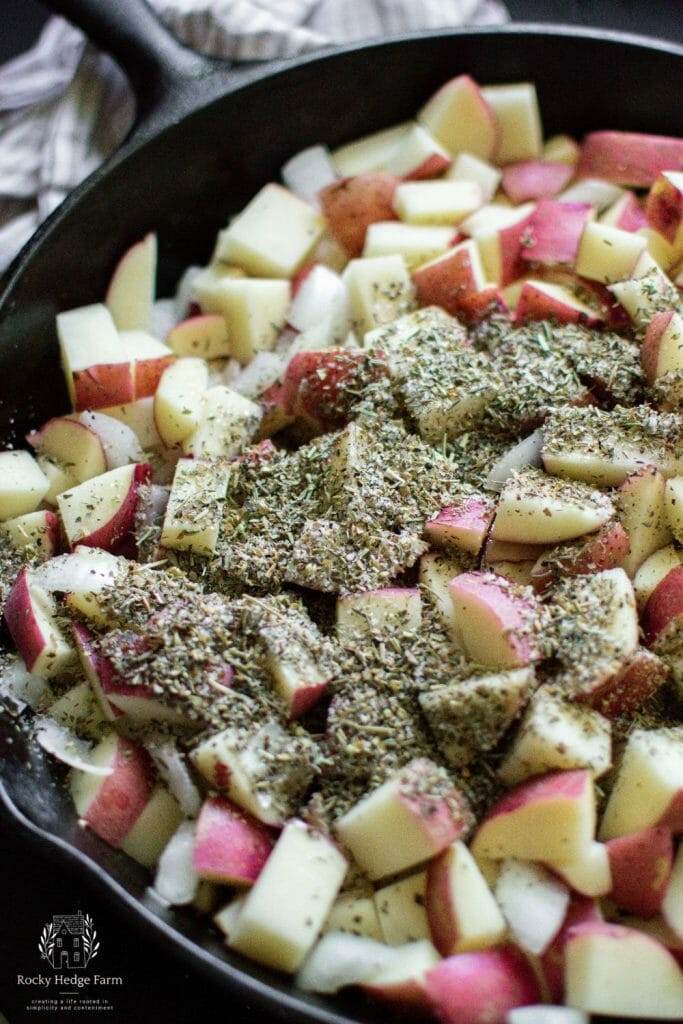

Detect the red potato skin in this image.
[44,511,62,556]
[3,567,47,671]
[404,152,452,181]
[579,278,632,331]
[502,160,573,204]
[319,173,399,256]
[281,349,385,434]
[530,521,630,592]
[72,363,135,412]
[578,131,683,188]
[539,896,603,1002]
[84,737,153,847]
[424,945,540,1024]
[607,826,674,917]
[425,498,495,556]
[520,200,593,267]
[193,797,273,885]
[515,282,603,327]
[361,976,433,1012]
[641,310,677,385]
[574,648,669,719]
[425,847,460,956]
[412,244,482,318]
[646,174,683,242]
[500,211,536,287]
[288,680,328,719]
[643,564,683,643]
[133,354,175,400]
[258,381,295,437]
[72,462,151,554]
[480,769,589,822]
[614,192,648,232]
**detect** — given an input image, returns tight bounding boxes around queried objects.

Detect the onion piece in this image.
[136,483,170,530]
[0,656,50,714]
[79,411,144,468]
[296,932,395,994]
[288,265,348,335]
[146,736,201,817]
[174,265,202,320]
[152,298,178,340]
[232,351,284,400]
[32,549,121,594]
[485,429,544,492]
[154,821,199,906]
[34,717,113,775]
[281,145,337,205]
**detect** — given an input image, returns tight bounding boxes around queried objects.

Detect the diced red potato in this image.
[281,349,382,434]
[616,466,672,578]
[529,520,630,592]
[502,161,573,204]
[575,220,647,284]
[514,280,602,326]
[336,587,422,638]
[3,566,75,679]
[57,303,135,411]
[419,75,499,161]
[470,203,536,286]
[1,509,61,559]
[483,538,547,566]
[666,476,683,543]
[538,897,603,1003]
[643,564,683,643]
[646,170,683,243]
[0,450,50,522]
[543,134,580,166]
[446,152,501,202]
[498,689,611,788]
[119,330,175,400]
[492,470,614,546]
[634,545,683,608]
[27,416,107,484]
[105,232,157,333]
[600,191,647,232]
[192,797,273,886]
[334,758,473,881]
[166,313,231,359]
[319,173,399,256]
[424,944,541,1024]
[69,732,153,847]
[412,239,506,324]
[426,841,506,956]
[448,572,541,670]
[471,769,596,864]
[57,463,151,553]
[383,123,451,179]
[393,180,483,225]
[425,498,495,556]
[564,921,683,1019]
[606,826,674,917]
[574,647,669,719]
[481,82,543,164]
[577,131,683,188]
[544,840,612,900]
[518,201,593,266]
[641,310,683,385]
[599,726,683,839]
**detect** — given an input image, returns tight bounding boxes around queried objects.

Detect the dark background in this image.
[1,1,682,1022]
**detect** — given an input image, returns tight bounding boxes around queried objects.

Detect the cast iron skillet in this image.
[1,2,683,1021]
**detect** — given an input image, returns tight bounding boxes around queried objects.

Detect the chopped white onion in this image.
[288,265,348,335]
[79,411,144,468]
[296,932,394,994]
[495,859,569,956]
[557,178,625,211]
[508,1008,589,1024]
[146,737,201,817]
[232,351,284,399]
[485,429,544,492]
[32,549,120,594]
[281,145,337,205]
[0,656,49,714]
[34,717,113,775]
[174,265,202,319]
[154,821,199,906]
[152,298,178,340]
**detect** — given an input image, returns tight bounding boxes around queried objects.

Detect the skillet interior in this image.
[1,25,683,1024]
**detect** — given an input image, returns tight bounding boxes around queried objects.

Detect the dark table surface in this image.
[1,1,682,1022]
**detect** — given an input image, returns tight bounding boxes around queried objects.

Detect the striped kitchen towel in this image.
[0,0,507,272]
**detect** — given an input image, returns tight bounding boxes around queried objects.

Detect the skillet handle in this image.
[42,0,220,122]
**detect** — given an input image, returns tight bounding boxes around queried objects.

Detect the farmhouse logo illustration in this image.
[38,912,100,970]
